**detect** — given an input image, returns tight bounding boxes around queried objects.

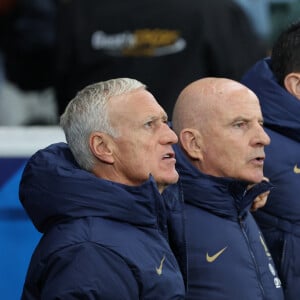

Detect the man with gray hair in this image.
[19,78,186,299]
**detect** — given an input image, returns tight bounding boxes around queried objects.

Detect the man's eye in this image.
[144,121,153,128]
[234,122,245,128]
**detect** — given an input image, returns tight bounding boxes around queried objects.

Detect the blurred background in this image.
[0,0,299,298]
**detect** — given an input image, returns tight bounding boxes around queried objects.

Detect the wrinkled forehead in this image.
[109,89,167,123]
[214,88,262,121]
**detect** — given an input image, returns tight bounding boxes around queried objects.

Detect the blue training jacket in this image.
[173,144,284,300]
[19,143,185,300]
[242,57,300,300]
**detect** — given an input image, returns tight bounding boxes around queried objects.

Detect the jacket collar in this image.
[20,143,167,232]
[174,144,272,219]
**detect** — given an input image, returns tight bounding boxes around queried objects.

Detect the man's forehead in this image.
[111,99,166,125]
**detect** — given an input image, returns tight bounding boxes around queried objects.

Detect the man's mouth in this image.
[251,156,265,165]
[162,152,175,160]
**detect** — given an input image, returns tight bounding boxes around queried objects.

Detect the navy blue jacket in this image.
[242,57,300,300]
[173,144,284,300]
[19,143,185,299]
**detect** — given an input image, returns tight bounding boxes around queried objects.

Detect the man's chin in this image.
[243,173,264,185]
[157,174,179,193]
[168,172,180,185]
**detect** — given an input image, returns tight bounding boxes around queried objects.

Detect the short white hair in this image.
[60,78,146,170]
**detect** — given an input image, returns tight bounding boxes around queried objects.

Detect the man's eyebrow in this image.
[232,114,253,121]
[231,116,248,122]
[231,115,265,124]
[162,114,168,121]
[145,116,158,122]
[145,114,168,122]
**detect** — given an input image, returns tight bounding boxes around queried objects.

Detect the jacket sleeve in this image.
[40,242,139,300]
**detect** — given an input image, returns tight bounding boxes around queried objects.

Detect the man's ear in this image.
[89,132,114,164]
[179,128,203,160]
[284,73,300,100]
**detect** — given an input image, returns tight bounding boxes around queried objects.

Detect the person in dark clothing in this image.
[171,77,284,299]
[54,0,266,118]
[1,0,57,91]
[19,78,186,299]
[241,20,300,300]
[0,0,16,85]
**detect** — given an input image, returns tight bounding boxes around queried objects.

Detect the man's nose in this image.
[162,123,178,144]
[254,125,271,146]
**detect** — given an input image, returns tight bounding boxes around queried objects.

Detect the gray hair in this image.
[60,78,146,171]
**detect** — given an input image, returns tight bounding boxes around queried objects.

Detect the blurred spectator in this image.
[0,0,58,125]
[0,53,4,88]
[269,0,300,45]
[234,0,300,48]
[2,0,57,91]
[0,0,16,88]
[53,0,266,118]
[0,83,57,126]
[233,0,271,40]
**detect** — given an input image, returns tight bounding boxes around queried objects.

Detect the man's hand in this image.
[251,190,270,212]
[249,177,270,212]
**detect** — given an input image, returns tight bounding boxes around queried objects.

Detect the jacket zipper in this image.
[239,215,265,298]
